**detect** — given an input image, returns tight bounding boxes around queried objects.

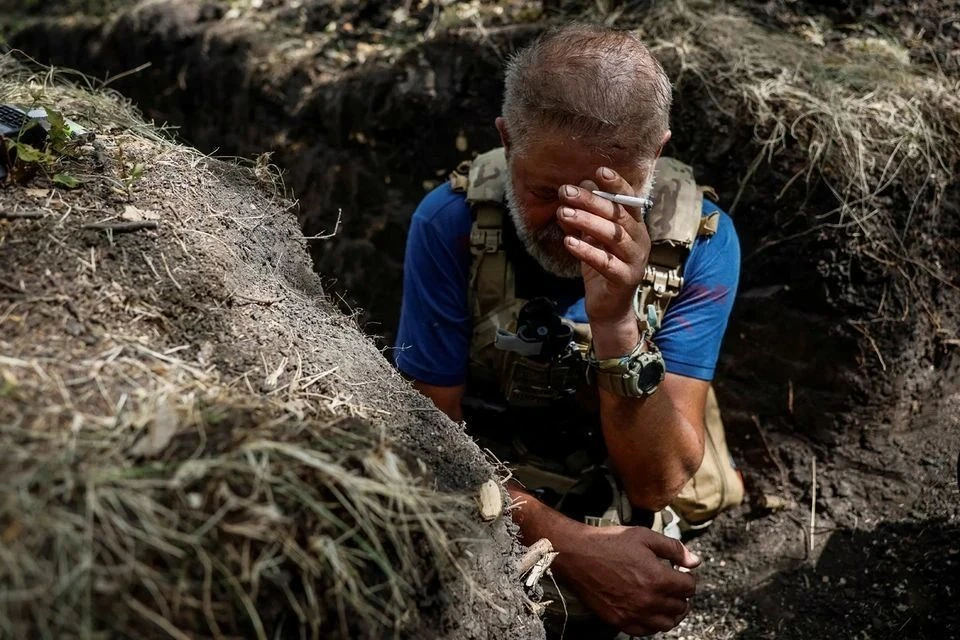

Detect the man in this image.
[394,25,741,637]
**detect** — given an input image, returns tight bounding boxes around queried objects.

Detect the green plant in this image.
[115,141,145,196]
[2,107,84,188]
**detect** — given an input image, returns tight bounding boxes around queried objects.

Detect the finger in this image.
[593,168,646,224]
[620,625,652,637]
[595,166,635,199]
[647,614,685,634]
[650,595,689,618]
[557,206,642,265]
[645,532,701,569]
[657,564,697,598]
[558,184,641,236]
[564,235,633,286]
[674,598,692,627]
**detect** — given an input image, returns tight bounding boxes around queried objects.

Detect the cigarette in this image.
[592,190,651,209]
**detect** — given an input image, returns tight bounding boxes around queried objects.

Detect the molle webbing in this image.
[468,204,513,320]
[639,157,716,333]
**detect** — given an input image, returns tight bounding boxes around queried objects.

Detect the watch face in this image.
[638,359,666,393]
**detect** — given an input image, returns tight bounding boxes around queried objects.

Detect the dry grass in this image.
[635,0,960,328]
[0,54,491,639]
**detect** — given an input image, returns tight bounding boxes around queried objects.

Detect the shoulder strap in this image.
[468,204,514,318]
[466,147,508,204]
[637,157,719,334]
[449,148,515,319]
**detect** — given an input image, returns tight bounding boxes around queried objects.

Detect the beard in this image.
[504,173,583,279]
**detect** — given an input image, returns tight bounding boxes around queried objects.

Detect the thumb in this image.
[645,531,701,569]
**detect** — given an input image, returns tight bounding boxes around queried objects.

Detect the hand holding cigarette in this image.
[556,166,652,348]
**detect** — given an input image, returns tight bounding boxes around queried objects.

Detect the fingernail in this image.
[559,206,575,218]
[600,167,615,180]
[563,185,578,197]
[690,552,701,565]
[566,236,580,246]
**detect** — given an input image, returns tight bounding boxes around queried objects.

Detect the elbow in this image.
[625,485,675,513]
[680,436,706,485]
[624,441,705,512]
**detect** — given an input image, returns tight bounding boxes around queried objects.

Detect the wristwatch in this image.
[586,336,666,398]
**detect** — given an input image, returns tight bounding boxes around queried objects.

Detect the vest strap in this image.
[470,206,504,255]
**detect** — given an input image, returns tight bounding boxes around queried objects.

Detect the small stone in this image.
[477,479,503,522]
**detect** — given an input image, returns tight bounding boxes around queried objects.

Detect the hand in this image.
[557,167,652,356]
[561,524,701,636]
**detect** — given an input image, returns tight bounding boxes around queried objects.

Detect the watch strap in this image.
[587,337,665,398]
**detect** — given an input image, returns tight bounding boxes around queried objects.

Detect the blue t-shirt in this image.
[394,183,740,386]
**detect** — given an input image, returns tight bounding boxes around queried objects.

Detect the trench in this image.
[4,3,876,449]
[4,3,960,636]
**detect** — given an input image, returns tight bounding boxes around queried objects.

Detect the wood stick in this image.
[525,552,559,588]
[516,538,554,578]
[809,456,817,554]
[82,221,159,233]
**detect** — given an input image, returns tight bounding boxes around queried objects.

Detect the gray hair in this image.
[502,24,672,162]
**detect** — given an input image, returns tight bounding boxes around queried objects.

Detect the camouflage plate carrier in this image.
[450,148,744,531]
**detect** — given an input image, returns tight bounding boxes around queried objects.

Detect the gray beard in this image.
[504,175,583,279]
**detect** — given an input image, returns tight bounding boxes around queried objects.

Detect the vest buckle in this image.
[644,264,683,296]
[471,227,502,255]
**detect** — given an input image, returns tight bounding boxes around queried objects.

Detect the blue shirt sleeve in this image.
[393,184,473,386]
[656,202,740,381]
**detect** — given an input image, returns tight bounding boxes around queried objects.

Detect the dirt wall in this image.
[0,54,543,639]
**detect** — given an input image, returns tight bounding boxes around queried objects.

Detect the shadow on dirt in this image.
[735,517,960,640]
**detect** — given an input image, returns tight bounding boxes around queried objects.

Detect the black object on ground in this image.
[0,103,49,182]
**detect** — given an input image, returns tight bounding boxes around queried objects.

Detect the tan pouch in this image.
[671,386,744,528]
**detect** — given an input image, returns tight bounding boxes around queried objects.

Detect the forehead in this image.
[513,134,643,185]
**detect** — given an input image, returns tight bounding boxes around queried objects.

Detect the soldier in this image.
[394,24,743,638]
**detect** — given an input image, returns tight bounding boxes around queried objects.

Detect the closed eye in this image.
[529,188,557,201]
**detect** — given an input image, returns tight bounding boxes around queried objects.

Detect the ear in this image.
[655,130,672,159]
[495,117,511,158]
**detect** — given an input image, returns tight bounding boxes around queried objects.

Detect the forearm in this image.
[592,320,703,511]
[507,483,593,581]
[599,387,702,510]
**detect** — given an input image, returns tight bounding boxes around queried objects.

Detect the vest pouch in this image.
[671,386,744,527]
[500,353,580,409]
[469,300,525,385]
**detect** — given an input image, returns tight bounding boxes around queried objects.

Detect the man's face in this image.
[504,132,649,278]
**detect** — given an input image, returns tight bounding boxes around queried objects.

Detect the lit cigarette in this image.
[592,190,652,209]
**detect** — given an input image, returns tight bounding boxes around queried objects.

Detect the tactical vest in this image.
[450,147,742,528]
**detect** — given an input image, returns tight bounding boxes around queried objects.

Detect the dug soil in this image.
[4,1,959,638]
[0,58,543,639]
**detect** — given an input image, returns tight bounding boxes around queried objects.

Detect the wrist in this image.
[551,524,628,582]
[590,315,640,359]
[548,520,605,576]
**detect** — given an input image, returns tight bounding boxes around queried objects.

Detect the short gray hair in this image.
[502,25,672,162]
